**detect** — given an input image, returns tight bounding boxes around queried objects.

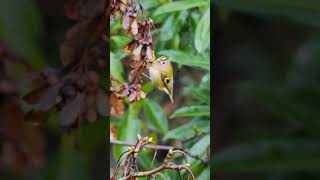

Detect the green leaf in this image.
[142,82,154,94]
[216,0,320,28]
[184,85,209,104]
[111,35,130,51]
[138,150,161,171]
[195,8,210,53]
[183,72,210,104]
[160,11,189,42]
[143,98,168,135]
[187,159,206,177]
[140,0,160,10]
[170,105,210,118]
[163,119,209,141]
[160,14,175,41]
[110,52,124,81]
[113,105,141,160]
[55,133,91,180]
[163,123,193,141]
[160,11,189,41]
[214,139,320,172]
[158,50,210,70]
[189,134,210,157]
[153,0,208,16]
[197,167,210,180]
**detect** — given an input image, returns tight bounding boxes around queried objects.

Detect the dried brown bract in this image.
[24,70,108,130]
[110,0,128,19]
[0,42,45,175]
[110,0,156,108]
[123,18,155,61]
[22,0,108,130]
[122,1,138,36]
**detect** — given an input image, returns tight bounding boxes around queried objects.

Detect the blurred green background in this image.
[214,0,320,179]
[0,0,107,179]
[110,0,210,179]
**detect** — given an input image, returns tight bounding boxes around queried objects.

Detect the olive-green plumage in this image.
[148,56,174,102]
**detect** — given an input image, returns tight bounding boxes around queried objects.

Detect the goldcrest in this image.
[148,56,173,103]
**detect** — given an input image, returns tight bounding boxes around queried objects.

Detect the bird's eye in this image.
[165,79,170,83]
[162,62,165,65]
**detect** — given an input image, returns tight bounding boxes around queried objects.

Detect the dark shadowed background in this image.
[214,1,320,179]
[0,0,108,179]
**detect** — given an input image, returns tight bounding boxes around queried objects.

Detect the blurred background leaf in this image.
[143,98,168,135]
[153,0,208,16]
[113,105,141,160]
[214,0,320,179]
[0,0,45,69]
[195,8,210,53]
[0,0,108,179]
[216,0,320,27]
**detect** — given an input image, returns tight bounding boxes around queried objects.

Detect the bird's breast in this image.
[148,67,163,89]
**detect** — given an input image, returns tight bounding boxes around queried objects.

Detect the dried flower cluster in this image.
[110,0,156,118]
[0,42,45,174]
[22,0,108,130]
[0,0,109,175]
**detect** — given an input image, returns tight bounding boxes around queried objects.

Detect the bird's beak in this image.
[169,94,173,103]
[164,87,173,103]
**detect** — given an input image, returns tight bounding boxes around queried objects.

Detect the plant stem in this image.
[110,139,208,163]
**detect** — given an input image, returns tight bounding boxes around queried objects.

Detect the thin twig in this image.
[111,136,197,180]
[110,139,208,163]
[111,139,172,150]
[151,145,157,166]
[122,163,195,180]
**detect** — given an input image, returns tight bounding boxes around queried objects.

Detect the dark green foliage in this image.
[215,1,320,179]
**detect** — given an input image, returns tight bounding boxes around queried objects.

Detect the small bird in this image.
[146,56,173,103]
